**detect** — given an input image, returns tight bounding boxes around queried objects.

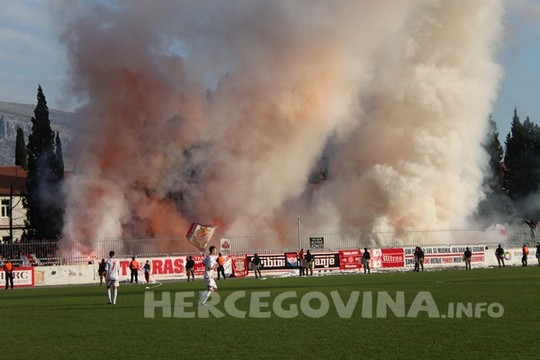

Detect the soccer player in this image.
[105,251,120,305]
[199,246,218,306]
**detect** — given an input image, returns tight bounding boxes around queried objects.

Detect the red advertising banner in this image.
[339,250,361,270]
[380,248,405,268]
[191,255,206,276]
[118,257,186,277]
[0,266,34,287]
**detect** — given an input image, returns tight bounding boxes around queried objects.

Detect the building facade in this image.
[0,166,27,243]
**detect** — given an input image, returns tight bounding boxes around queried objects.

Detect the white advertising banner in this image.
[484,247,525,267]
[35,256,189,286]
[34,264,96,286]
[404,245,485,269]
[0,267,34,287]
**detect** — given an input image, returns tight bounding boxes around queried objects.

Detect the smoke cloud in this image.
[55,0,504,254]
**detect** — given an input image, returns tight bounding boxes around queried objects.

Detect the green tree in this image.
[15,126,28,170]
[23,86,65,241]
[504,109,526,200]
[476,116,513,225]
[503,109,540,218]
[485,115,505,193]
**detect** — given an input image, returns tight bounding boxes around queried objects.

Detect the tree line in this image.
[477,109,540,226]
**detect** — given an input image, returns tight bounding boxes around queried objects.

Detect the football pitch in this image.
[2,267,538,359]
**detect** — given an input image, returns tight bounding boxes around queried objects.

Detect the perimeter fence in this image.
[1,225,534,266]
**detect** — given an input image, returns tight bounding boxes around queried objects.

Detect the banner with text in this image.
[404,245,485,268]
[0,267,34,287]
[339,250,361,270]
[309,237,325,249]
[372,248,405,269]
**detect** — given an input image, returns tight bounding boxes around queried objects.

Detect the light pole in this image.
[297,216,301,249]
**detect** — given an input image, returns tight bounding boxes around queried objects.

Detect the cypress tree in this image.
[476,116,513,224]
[15,126,28,170]
[503,109,540,218]
[485,116,505,193]
[23,86,64,241]
[504,108,527,201]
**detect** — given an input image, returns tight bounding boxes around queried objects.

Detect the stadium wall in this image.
[28,245,531,287]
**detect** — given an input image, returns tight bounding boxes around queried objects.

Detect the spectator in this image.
[252,253,262,279]
[417,247,425,272]
[217,253,226,280]
[3,259,14,290]
[463,247,472,270]
[536,243,540,266]
[495,244,505,268]
[186,256,195,282]
[143,260,151,284]
[413,247,420,272]
[522,244,529,267]
[129,256,139,284]
[305,250,315,276]
[524,220,538,240]
[98,258,106,286]
[298,248,305,276]
[361,248,371,274]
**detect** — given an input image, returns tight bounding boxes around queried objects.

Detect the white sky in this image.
[0,0,539,143]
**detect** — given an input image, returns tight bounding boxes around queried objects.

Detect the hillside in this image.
[0,101,73,166]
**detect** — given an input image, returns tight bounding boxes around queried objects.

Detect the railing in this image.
[0,226,535,265]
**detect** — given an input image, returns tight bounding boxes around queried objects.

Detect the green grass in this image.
[2,267,539,359]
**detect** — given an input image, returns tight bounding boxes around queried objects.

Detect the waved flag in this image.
[220,238,231,253]
[496,224,507,238]
[186,223,217,251]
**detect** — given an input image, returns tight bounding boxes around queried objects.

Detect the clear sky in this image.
[0,0,539,144]
[493,0,540,141]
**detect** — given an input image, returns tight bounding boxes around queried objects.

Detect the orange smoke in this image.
[56,1,504,254]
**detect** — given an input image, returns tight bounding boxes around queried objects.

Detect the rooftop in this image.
[0,166,27,195]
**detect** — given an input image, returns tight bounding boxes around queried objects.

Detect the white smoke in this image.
[55,0,504,253]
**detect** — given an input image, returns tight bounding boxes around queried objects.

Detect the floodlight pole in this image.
[297,216,301,249]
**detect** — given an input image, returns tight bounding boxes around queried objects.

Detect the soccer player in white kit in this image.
[199,246,218,305]
[105,250,120,305]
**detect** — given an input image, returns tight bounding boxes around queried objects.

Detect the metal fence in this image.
[223,226,533,252]
[1,225,535,265]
